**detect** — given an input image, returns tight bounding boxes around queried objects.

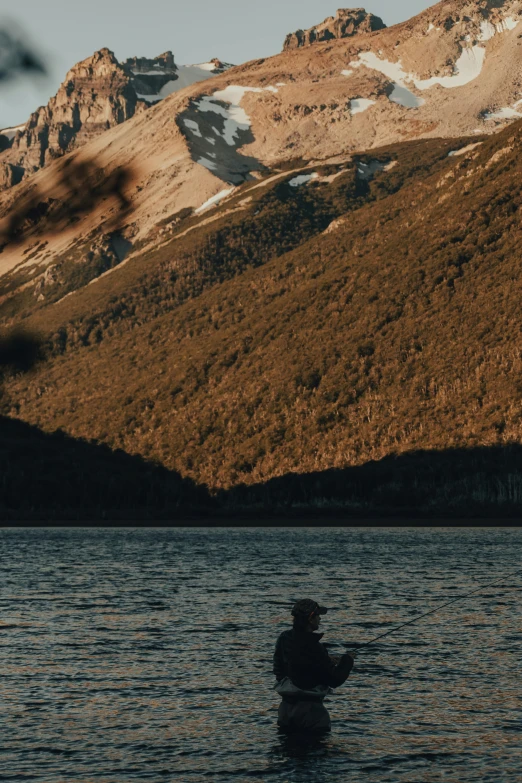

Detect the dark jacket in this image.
[273,628,354,690]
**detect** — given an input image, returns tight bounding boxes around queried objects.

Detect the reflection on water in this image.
[269,732,355,783]
[0,527,521,782]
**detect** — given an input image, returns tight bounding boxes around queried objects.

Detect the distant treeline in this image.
[219,445,522,520]
[0,416,211,522]
[1,415,521,522]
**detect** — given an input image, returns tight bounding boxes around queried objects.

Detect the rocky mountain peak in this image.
[0,46,230,193]
[418,0,521,28]
[0,47,140,191]
[283,7,387,50]
[123,50,177,74]
[64,47,123,80]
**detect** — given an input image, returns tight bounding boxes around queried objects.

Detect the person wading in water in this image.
[273,599,355,733]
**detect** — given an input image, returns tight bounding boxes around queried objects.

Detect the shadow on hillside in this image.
[219,446,522,521]
[2,329,521,524]
[4,431,522,523]
[0,328,214,522]
[0,415,214,522]
[179,99,268,185]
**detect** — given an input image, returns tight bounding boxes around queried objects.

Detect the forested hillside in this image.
[3,121,522,516]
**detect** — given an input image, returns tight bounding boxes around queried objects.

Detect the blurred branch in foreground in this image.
[0,24,46,82]
[0,156,134,248]
[0,330,41,374]
[60,157,132,214]
[0,23,133,253]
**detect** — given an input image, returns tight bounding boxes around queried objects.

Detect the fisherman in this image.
[273,598,355,733]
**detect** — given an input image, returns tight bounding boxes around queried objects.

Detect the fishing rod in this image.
[348,566,522,655]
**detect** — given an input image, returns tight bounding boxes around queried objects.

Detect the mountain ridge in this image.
[283,7,387,50]
[0,0,522,288]
[0,47,231,191]
[1,1,522,514]
[0,0,521,327]
[3,119,522,495]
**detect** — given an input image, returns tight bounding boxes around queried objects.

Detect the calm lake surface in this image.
[1,527,521,782]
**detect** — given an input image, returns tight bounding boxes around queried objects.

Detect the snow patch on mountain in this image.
[180,84,274,184]
[349,15,519,108]
[132,70,166,76]
[484,98,522,120]
[195,187,235,213]
[478,16,519,41]
[183,119,202,137]
[350,98,375,115]
[136,93,161,102]
[356,159,397,181]
[414,46,486,90]
[349,53,425,108]
[389,83,424,108]
[195,85,279,147]
[174,63,226,90]
[0,124,26,140]
[351,47,487,96]
[197,156,218,171]
[288,173,319,187]
[448,142,483,156]
[133,61,232,105]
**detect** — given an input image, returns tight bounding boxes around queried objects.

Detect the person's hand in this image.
[329,655,341,665]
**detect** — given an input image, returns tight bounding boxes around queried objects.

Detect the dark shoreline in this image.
[3,516,522,528]
[2,415,522,526]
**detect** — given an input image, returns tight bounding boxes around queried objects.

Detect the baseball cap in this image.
[291,599,328,619]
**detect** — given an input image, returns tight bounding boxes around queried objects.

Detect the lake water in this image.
[1,527,521,782]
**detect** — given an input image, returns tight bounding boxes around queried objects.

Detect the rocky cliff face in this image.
[283,7,386,50]
[2,0,522,282]
[123,50,178,102]
[0,48,229,192]
[0,162,24,190]
[1,49,142,187]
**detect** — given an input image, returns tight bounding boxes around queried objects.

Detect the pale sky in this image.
[1,1,434,128]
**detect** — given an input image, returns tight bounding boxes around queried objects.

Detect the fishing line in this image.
[349,566,522,654]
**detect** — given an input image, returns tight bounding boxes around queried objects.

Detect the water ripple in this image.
[0,527,521,782]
